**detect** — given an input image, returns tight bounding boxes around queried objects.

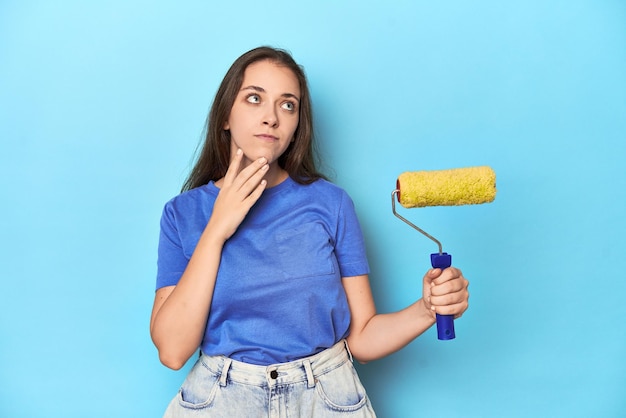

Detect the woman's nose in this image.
[262,106,279,127]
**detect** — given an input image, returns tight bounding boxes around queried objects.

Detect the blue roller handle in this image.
[430,252,455,340]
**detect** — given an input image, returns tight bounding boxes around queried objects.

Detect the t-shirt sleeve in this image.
[155,202,189,290]
[334,191,370,278]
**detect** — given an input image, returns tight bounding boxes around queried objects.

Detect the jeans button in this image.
[269,370,278,379]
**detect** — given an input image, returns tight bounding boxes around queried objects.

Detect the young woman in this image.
[150,46,469,417]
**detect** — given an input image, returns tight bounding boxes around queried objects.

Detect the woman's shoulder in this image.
[296,178,354,204]
[162,182,218,212]
[298,177,341,192]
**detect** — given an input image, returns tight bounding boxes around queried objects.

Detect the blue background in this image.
[1,1,625,417]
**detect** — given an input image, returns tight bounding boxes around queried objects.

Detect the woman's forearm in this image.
[347,299,436,363]
[150,226,225,370]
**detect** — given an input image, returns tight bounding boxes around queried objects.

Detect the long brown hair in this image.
[181,46,326,192]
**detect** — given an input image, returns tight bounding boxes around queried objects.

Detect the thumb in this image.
[422,268,440,296]
[425,267,442,284]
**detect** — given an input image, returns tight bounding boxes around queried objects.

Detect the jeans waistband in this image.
[199,340,353,388]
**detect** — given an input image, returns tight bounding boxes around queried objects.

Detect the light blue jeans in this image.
[162,340,377,417]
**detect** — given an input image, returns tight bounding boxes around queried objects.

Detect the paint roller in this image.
[391,166,496,340]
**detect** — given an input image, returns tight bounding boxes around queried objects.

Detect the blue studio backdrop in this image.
[1,1,625,417]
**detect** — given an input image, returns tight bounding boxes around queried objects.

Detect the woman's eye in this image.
[281,101,295,111]
[246,94,261,104]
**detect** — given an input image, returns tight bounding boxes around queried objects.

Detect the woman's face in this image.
[224,59,300,171]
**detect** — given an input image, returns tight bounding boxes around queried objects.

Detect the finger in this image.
[430,287,469,307]
[432,299,469,318]
[242,178,268,208]
[236,163,269,205]
[424,268,442,286]
[429,268,442,278]
[228,153,268,187]
[431,285,469,309]
[223,148,244,186]
[233,159,269,196]
[433,300,470,318]
[430,277,468,296]
[431,267,463,286]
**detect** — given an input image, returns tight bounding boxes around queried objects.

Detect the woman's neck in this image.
[215,164,288,189]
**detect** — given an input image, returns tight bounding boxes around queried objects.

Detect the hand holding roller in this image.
[391,166,496,340]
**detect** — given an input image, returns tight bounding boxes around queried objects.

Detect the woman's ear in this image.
[223,120,230,130]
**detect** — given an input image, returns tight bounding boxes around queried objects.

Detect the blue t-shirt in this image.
[156,177,370,365]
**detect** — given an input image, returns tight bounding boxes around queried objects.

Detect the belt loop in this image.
[220,358,232,387]
[303,359,315,388]
[343,339,353,363]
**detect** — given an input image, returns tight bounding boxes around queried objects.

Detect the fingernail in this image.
[236,148,242,155]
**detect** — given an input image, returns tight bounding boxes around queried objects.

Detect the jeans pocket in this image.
[177,359,220,410]
[315,361,369,412]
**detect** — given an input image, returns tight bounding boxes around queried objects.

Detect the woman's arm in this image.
[150,150,269,370]
[149,227,227,370]
[343,268,469,363]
